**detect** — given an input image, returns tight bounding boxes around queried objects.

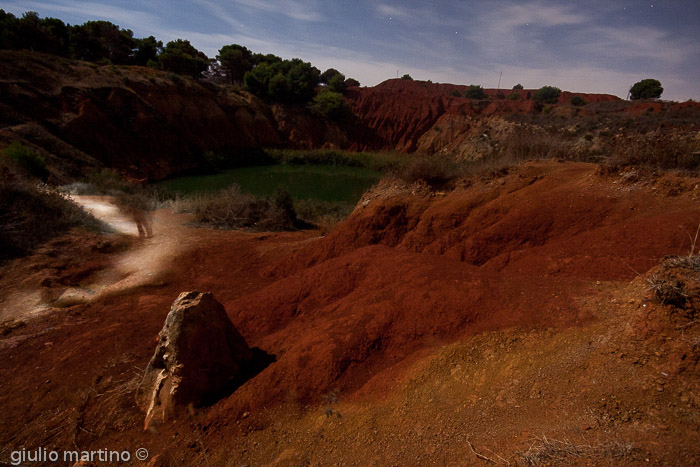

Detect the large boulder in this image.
[136,292,253,429]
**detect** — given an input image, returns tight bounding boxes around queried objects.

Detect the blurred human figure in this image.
[115,191,153,238]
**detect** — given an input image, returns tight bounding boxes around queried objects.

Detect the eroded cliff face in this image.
[0,51,629,181]
[0,51,347,181]
[344,79,620,158]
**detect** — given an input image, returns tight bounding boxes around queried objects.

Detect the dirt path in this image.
[0,196,195,321]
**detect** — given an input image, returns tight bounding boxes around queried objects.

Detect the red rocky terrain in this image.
[1,161,699,464]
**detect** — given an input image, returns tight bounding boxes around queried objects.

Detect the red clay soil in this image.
[346,79,619,152]
[1,161,700,465]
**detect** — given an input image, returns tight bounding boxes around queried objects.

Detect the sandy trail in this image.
[0,196,194,321]
[64,195,193,299]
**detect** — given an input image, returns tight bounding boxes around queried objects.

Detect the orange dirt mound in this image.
[219,162,699,409]
[1,161,699,464]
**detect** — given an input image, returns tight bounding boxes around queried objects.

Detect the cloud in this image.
[232,0,323,22]
[11,0,161,31]
[464,1,589,63]
[573,25,690,65]
[495,2,589,29]
[192,0,244,30]
[376,4,414,21]
[374,3,448,26]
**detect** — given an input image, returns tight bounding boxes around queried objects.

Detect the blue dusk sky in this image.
[1,0,698,100]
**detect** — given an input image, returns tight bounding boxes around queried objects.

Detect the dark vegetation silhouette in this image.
[0,9,360,102]
[629,78,664,100]
[533,85,562,104]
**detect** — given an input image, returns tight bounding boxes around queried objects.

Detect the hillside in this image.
[1,161,699,464]
[6,50,697,183]
[2,48,700,466]
[0,50,347,181]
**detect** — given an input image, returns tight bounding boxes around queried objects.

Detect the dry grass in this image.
[646,255,700,310]
[392,152,463,188]
[647,274,691,307]
[497,126,574,163]
[516,435,637,465]
[0,177,103,260]
[168,184,298,231]
[605,129,700,171]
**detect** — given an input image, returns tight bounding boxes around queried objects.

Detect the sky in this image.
[2,0,699,101]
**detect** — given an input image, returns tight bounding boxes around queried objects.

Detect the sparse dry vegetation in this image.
[516,435,637,465]
[392,152,463,187]
[0,177,102,260]
[170,184,299,231]
[647,254,700,312]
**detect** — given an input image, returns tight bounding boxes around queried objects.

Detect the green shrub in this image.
[464,84,487,100]
[513,84,524,90]
[158,39,209,78]
[533,86,562,104]
[507,92,521,101]
[2,142,49,180]
[401,74,413,80]
[629,79,663,100]
[309,90,351,121]
[570,96,587,106]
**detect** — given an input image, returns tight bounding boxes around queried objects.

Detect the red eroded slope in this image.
[346,79,620,152]
[209,162,699,413]
[1,161,699,462]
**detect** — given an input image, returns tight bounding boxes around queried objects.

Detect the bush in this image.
[401,74,412,80]
[394,153,461,188]
[464,84,487,100]
[344,78,360,87]
[533,86,562,104]
[83,168,132,194]
[629,78,663,100]
[605,129,700,170]
[243,56,320,104]
[309,90,351,121]
[507,92,521,101]
[158,39,209,78]
[512,84,524,90]
[294,199,353,226]
[0,178,101,260]
[497,126,570,162]
[646,255,700,311]
[570,96,587,106]
[2,142,48,180]
[182,185,299,231]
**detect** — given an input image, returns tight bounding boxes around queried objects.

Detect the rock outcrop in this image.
[136,291,253,429]
[345,79,620,154]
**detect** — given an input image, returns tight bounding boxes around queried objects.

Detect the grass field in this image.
[157,164,381,203]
